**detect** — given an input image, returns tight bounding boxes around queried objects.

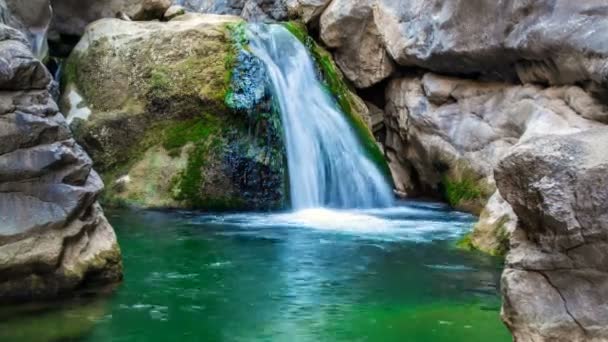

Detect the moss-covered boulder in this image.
[61,14,287,210]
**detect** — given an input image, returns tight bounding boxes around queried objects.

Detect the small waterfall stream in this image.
[247,24,394,210]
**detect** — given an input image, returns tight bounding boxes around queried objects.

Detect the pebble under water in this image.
[0,201,510,341]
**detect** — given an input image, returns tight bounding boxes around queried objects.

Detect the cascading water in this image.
[247,24,394,210]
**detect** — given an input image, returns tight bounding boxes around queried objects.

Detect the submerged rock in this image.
[0,20,121,302]
[496,129,608,341]
[62,14,287,210]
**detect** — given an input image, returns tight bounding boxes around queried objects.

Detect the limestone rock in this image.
[384,72,606,250]
[496,129,608,341]
[319,0,395,88]
[50,0,171,36]
[0,23,121,303]
[470,192,517,256]
[286,0,331,24]
[62,14,287,210]
[373,0,608,87]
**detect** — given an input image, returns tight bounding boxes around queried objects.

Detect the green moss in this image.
[149,67,171,97]
[224,22,247,106]
[491,219,510,257]
[162,116,219,152]
[456,233,475,251]
[282,21,392,183]
[442,176,484,208]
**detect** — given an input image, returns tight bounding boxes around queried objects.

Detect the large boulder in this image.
[286,0,331,25]
[50,0,171,37]
[496,129,608,341]
[317,0,608,92]
[61,14,287,210]
[319,0,395,88]
[384,72,606,252]
[0,23,122,302]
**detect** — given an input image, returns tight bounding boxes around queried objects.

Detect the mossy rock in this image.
[62,14,287,211]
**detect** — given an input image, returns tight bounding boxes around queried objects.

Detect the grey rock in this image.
[286,0,331,24]
[373,0,608,87]
[384,72,604,245]
[50,0,171,36]
[496,129,608,341]
[320,0,395,88]
[0,22,121,303]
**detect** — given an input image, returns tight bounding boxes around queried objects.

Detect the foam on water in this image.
[190,202,475,242]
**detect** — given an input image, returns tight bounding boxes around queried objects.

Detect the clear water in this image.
[247,24,394,209]
[0,202,510,342]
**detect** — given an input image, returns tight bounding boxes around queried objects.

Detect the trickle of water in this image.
[28,28,48,61]
[247,24,394,210]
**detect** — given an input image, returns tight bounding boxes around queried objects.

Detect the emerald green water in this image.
[1,202,510,341]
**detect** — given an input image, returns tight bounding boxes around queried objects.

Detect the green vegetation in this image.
[456,233,475,251]
[442,175,484,208]
[282,21,392,183]
[489,218,510,257]
[149,67,171,98]
[224,21,248,109]
[162,116,219,152]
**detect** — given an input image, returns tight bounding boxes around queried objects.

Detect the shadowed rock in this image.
[0,12,121,303]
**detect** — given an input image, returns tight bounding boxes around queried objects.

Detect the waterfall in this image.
[247,24,394,210]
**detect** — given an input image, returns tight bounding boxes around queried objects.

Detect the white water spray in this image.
[247,24,393,210]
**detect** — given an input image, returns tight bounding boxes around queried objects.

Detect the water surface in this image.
[0,201,509,341]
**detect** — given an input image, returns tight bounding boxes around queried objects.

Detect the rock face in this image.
[0,20,121,302]
[313,0,608,93]
[384,72,605,213]
[496,129,608,341]
[50,0,171,36]
[62,14,287,210]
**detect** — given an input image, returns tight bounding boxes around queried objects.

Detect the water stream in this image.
[247,24,394,209]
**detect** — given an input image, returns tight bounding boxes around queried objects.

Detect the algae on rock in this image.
[61,14,287,210]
